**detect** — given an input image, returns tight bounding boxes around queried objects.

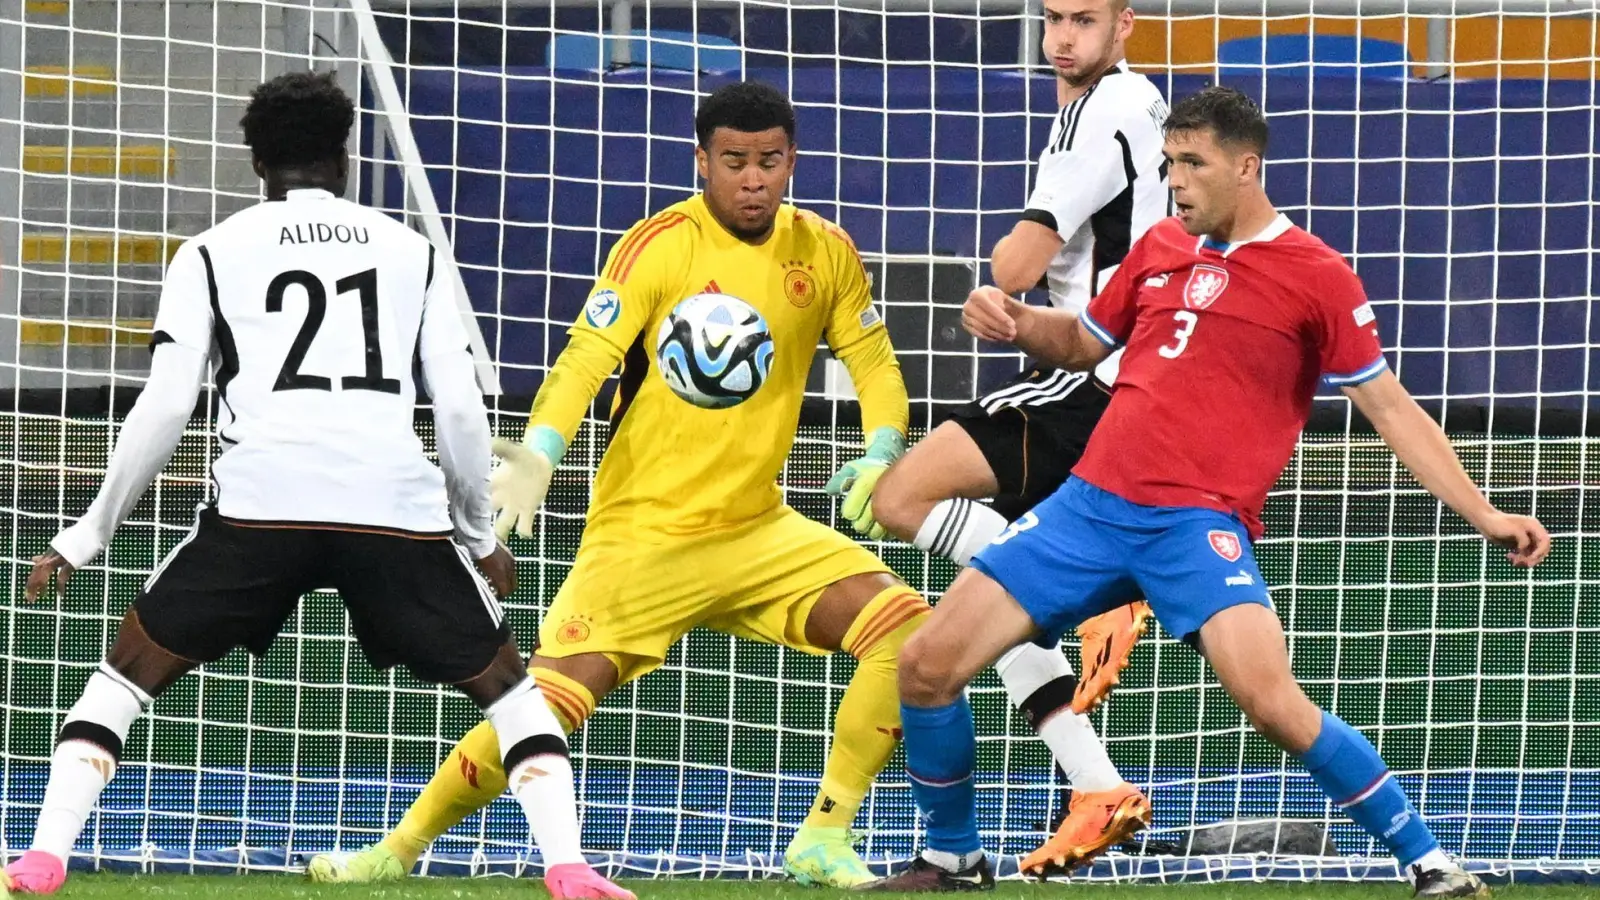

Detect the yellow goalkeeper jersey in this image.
[528,194,907,536]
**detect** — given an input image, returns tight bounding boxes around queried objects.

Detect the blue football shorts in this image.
[970,476,1273,644]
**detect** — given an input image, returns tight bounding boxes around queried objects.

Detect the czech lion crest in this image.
[1208,529,1243,562]
[1183,264,1229,310]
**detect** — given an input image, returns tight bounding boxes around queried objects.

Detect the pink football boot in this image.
[5,851,66,894]
[544,862,635,899]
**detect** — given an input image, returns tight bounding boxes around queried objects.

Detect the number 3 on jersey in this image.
[1159,310,1198,359]
[992,511,1039,545]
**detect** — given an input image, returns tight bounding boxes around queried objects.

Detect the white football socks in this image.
[1410,848,1456,876]
[993,643,1124,793]
[915,498,1125,794]
[911,498,1008,566]
[923,847,984,873]
[33,664,150,862]
[486,677,586,867]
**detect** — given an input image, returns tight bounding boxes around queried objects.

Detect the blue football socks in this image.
[901,696,982,858]
[1299,711,1439,867]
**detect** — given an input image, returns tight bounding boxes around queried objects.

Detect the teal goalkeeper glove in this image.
[490,425,566,541]
[824,426,907,541]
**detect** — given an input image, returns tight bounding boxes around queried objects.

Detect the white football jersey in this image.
[151,188,473,534]
[1023,60,1170,383]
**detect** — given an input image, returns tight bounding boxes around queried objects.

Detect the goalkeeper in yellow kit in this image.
[307,82,924,889]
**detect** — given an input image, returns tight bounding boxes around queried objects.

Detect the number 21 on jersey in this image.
[1159,310,1198,359]
[265,268,400,394]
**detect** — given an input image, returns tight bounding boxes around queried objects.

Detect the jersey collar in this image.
[1197,213,1293,257]
[1086,59,1130,86]
[285,188,336,201]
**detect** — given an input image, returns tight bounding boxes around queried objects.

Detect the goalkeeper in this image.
[308,81,924,889]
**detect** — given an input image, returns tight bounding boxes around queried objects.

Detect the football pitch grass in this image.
[39,876,1600,899]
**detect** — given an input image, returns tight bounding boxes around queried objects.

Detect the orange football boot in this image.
[1071,601,1154,714]
[1019,782,1152,879]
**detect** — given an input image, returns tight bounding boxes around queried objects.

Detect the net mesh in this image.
[0,0,1596,880]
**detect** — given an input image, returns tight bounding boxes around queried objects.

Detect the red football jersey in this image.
[1075,215,1385,538]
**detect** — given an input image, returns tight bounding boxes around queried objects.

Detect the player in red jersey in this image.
[861,87,1548,897]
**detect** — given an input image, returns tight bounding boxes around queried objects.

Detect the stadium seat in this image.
[547,30,742,72]
[1217,34,1412,80]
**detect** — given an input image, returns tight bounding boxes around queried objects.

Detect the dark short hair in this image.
[694,81,796,149]
[240,71,355,169]
[1164,86,1269,155]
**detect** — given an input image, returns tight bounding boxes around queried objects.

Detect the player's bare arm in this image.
[1342,369,1550,567]
[985,0,1139,298]
[989,221,1063,296]
[961,285,1109,372]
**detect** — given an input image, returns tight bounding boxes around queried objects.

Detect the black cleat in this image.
[855,854,994,893]
[1411,864,1491,898]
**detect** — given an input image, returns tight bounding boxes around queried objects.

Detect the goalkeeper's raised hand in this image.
[824,426,907,540]
[490,426,565,541]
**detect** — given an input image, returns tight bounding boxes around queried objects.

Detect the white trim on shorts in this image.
[451,542,504,627]
[979,368,1090,414]
[141,504,207,593]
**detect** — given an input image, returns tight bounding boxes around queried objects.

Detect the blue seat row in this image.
[547,31,1413,80]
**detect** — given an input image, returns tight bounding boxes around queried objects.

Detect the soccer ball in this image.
[655,293,775,409]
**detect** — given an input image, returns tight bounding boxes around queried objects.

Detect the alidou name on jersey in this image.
[278,222,370,246]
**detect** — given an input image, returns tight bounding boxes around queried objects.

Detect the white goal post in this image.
[0,0,1595,884]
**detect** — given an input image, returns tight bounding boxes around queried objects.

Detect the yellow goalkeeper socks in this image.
[806,585,929,830]
[532,667,599,734]
[380,719,506,868]
[379,668,597,868]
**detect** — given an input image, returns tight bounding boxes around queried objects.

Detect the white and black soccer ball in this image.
[655,293,775,410]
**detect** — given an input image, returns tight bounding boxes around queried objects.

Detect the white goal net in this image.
[0,0,1596,883]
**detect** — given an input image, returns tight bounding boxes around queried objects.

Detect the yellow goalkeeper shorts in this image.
[537,503,890,685]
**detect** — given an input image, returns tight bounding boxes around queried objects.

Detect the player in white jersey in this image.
[824,0,1169,879]
[4,73,630,900]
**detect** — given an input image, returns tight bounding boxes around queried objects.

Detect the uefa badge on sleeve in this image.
[1183,265,1229,310]
[1208,529,1243,562]
[584,289,621,328]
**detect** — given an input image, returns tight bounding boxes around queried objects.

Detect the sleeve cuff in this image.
[52,521,106,569]
[1080,310,1121,349]
[1323,356,1388,386]
[863,426,907,463]
[1019,208,1060,235]
[524,424,568,468]
[458,529,498,561]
